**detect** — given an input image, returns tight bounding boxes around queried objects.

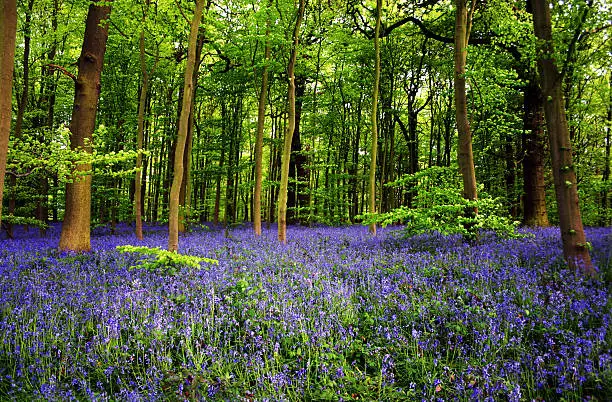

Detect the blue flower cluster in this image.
[0,224,610,400]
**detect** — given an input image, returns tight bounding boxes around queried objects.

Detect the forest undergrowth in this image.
[0,224,610,401]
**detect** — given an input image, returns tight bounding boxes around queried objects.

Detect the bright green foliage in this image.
[1,214,49,230]
[116,245,218,275]
[361,166,521,238]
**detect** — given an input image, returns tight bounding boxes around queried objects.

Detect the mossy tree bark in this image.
[59,1,111,252]
[168,0,205,252]
[277,0,305,244]
[0,0,17,227]
[531,0,594,274]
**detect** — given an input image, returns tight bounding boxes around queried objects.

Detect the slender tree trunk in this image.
[369,0,382,235]
[253,0,272,236]
[168,0,204,252]
[134,1,159,240]
[135,31,148,240]
[7,0,34,237]
[214,136,225,226]
[522,78,549,226]
[0,0,17,227]
[601,71,611,226]
[350,95,363,219]
[454,0,478,204]
[179,34,204,233]
[59,2,111,252]
[178,98,194,232]
[443,84,453,167]
[36,0,59,236]
[287,75,308,224]
[277,0,305,244]
[531,0,593,274]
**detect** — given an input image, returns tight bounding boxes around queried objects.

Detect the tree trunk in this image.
[253,0,272,236]
[277,0,305,244]
[0,0,17,227]
[287,75,308,224]
[135,31,148,240]
[7,0,34,237]
[522,78,550,226]
[36,0,59,236]
[454,0,478,204]
[178,34,204,233]
[168,0,204,252]
[59,2,112,252]
[178,97,195,232]
[368,0,382,235]
[531,0,593,274]
[214,131,225,226]
[601,71,611,226]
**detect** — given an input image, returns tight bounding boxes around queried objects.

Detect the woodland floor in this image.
[0,223,610,401]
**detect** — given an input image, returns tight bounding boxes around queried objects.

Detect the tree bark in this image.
[531,0,593,274]
[368,0,382,235]
[287,75,308,224]
[253,0,272,236]
[135,32,148,240]
[0,0,17,227]
[602,71,611,226]
[134,1,158,240]
[178,34,204,233]
[7,0,34,237]
[522,78,549,226]
[454,0,478,204]
[168,0,205,252]
[59,2,111,252]
[277,0,305,244]
[35,0,59,236]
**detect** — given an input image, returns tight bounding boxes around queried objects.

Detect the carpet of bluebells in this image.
[0,223,610,401]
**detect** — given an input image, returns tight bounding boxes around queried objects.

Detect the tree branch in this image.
[47,64,77,82]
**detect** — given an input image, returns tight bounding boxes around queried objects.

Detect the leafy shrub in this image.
[361,166,521,238]
[116,245,218,275]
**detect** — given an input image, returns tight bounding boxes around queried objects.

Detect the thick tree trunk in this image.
[168,0,204,252]
[522,78,549,227]
[369,0,382,235]
[59,2,111,252]
[531,0,593,274]
[0,0,17,227]
[277,0,305,244]
[454,0,478,204]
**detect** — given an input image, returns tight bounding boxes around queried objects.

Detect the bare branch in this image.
[47,64,77,82]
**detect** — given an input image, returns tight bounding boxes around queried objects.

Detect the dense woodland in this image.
[0,0,610,262]
[1,1,612,399]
